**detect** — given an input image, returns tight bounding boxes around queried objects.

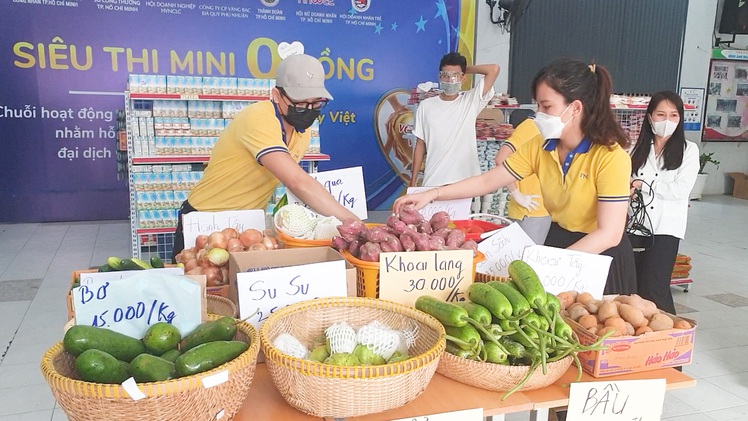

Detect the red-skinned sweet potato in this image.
[428,235,446,251]
[380,234,404,252]
[413,232,431,251]
[348,239,362,258]
[331,236,349,251]
[432,227,452,240]
[445,229,466,248]
[359,242,382,262]
[417,219,433,235]
[399,233,416,252]
[363,226,389,243]
[399,204,424,225]
[460,239,479,251]
[430,211,450,230]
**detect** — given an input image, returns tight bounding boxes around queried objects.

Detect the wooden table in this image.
[234,364,695,421]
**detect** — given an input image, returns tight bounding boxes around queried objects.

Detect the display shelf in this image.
[136,227,176,234]
[131,153,330,165]
[130,93,270,101]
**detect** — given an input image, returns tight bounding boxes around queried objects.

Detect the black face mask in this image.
[284,106,320,132]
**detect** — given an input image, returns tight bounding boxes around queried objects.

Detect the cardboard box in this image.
[567,313,696,377]
[728,172,748,200]
[228,247,357,307]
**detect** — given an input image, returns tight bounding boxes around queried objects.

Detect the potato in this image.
[628,294,659,318]
[673,319,692,329]
[568,305,590,322]
[599,326,620,337]
[619,303,647,328]
[604,316,628,336]
[578,314,598,330]
[635,325,653,336]
[648,313,675,331]
[597,301,619,322]
[585,299,601,314]
[587,325,599,335]
[624,322,635,336]
[613,295,631,305]
[557,292,576,311]
[576,292,595,305]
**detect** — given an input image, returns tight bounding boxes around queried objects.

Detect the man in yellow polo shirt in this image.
[173,54,359,257]
[494,118,551,244]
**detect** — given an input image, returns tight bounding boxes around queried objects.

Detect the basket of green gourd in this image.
[425,261,609,400]
[259,297,446,418]
[41,314,260,421]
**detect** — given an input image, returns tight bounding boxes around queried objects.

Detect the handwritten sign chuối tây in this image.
[378,249,474,308]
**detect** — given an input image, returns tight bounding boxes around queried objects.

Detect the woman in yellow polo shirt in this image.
[494,118,551,244]
[394,59,636,295]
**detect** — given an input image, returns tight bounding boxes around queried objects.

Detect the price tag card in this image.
[79,267,184,286]
[378,250,473,308]
[182,210,266,250]
[390,407,483,421]
[287,166,368,219]
[476,222,535,277]
[407,187,471,221]
[236,260,348,329]
[567,379,666,420]
[521,245,612,299]
[72,273,203,339]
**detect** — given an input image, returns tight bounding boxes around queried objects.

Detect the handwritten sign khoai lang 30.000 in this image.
[378,249,474,308]
[72,272,203,339]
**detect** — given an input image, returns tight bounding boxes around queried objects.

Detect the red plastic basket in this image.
[451,214,512,242]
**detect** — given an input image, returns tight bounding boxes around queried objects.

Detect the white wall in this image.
[475,0,748,195]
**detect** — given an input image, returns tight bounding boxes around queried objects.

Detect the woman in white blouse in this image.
[628,91,699,314]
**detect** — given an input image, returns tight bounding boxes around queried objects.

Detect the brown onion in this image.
[227,238,245,252]
[184,258,199,272]
[195,234,209,250]
[220,267,229,284]
[208,232,228,249]
[239,229,263,247]
[249,243,267,251]
[207,248,230,267]
[221,227,239,240]
[185,266,205,276]
[263,234,279,250]
[181,248,197,262]
[174,252,185,264]
[203,266,223,287]
[196,249,211,267]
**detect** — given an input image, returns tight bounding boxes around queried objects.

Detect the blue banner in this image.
[0,0,475,222]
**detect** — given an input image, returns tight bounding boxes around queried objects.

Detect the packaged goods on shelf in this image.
[307,120,321,154]
[128,74,167,94]
[222,101,251,118]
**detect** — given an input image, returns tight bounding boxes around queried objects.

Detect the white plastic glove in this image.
[509,189,540,211]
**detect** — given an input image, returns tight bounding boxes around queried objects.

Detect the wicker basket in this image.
[437,351,573,392]
[260,297,446,418]
[206,294,238,318]
[41,315,260,421]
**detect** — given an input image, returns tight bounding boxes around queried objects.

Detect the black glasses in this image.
[279,88,328,111]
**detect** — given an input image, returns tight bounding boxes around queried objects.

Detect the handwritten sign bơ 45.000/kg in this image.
[72,273,204,339]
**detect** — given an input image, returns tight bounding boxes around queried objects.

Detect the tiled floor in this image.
[0,196,746,420]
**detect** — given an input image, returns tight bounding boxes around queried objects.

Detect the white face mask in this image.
[533,104,572,140]
[650,118,678,138]
[439,81,461,96]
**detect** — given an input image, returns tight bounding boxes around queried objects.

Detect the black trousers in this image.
[544,223,637,295]
[172,200,197,261]
[630,234,680,315]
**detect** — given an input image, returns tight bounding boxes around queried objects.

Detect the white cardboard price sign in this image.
[521,245,612,299]
[236,260,348,330]
[567,379,666,420]
[79,267,184,286]
[390,407,483,421]
[287,166,368,219]
[407,187,471,221]
[72,273,203,339]
[476,222,535,277]
[182,210,266,250]
[378,250,474,308]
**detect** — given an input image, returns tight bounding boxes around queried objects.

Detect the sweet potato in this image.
[585,299,601,315]
[568,305,590,322]
[358,242,382,262]
[674,319,692,330]
[624,322,635,336]
[619,304,647,328]
[613,295,631,305]
[417,219,433,235]
[390,220,409,235]
[599,326,620,338]
[460,240,479,251]
[363,226,389,243]
[648,313,674,331]
[337,218,365,237]
[413,232,431,251]
[399,233,416,252]
[386,213,401,229]
[331,236,349,251]
[604,317,628,336]
[399,204,424,225]
[628,294,659,318]
[428,235,446,251]
[429,211,450,230]
[445,229,466,248]
[432,228,452,240]
[380,234,403,253]
[348,239,362,258]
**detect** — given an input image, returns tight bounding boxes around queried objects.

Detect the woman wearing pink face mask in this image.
[628,91,699,314]
[394,59,637,295]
